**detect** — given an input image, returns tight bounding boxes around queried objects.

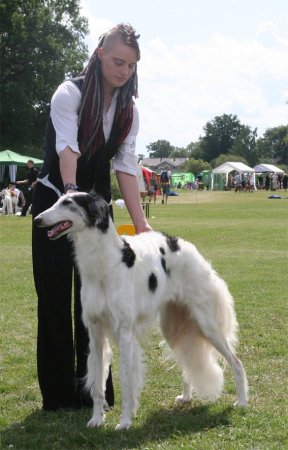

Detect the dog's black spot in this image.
[161,257,167,273]
[164,234,180,252]
[121,239,136,268]
[159,246,165,255]
[161,257,170,276]
[148,272,158,292]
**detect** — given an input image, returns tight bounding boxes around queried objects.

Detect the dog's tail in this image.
[160,301,234,400]
[172,325,224,400]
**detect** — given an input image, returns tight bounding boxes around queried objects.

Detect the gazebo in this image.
[211,162,255,190]
[0,149,43,184]
[253,163,284,174]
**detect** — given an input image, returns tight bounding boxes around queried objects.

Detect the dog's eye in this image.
[62,199,72,206]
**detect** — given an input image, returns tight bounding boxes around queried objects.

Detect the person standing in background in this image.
[160,166,171,204]
[16,159,38,216]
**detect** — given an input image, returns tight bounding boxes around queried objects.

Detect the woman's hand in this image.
[135,221,153,234]
[116,171,153,234]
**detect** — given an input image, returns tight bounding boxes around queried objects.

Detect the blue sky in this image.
[80,0,288,155]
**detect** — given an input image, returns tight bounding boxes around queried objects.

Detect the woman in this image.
[32,23,151,411]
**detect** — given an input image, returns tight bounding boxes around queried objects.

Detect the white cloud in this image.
[136,27,288,152]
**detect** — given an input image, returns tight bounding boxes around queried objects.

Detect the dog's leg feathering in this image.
[115,327,134,430]
[130,338,145,415]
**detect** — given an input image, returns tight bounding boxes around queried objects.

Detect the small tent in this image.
[253,163,284,174]
[171,172,195,187]
[211,162,255,190]
[0,149,43,166]
[140,166,154,191]
[0,149,43,184]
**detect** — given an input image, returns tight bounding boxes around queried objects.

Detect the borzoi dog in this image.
[34,192,248,430]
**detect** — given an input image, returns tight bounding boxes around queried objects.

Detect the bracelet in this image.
[64,183,78,193]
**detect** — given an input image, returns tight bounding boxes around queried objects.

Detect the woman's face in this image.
[98,39,138,93]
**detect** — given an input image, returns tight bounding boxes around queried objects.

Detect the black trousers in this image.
[32,183,114,410]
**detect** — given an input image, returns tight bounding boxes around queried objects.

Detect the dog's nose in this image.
[34,217,42,226]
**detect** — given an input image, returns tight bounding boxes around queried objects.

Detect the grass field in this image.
[0,189,287,449]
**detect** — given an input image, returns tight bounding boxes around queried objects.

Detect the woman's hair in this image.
[78,23,140,155]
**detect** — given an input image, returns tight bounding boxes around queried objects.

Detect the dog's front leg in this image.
[86,324,106,428]
[116,327,133,430]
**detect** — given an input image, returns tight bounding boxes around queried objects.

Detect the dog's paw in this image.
[175,394,191,405]
[115,420,132,430]
[234,399,248,407]
[87,414,105,428]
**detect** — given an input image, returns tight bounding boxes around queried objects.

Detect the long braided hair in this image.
[78,23,140,156]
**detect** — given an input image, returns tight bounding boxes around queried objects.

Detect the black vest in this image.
[39,77,123,203]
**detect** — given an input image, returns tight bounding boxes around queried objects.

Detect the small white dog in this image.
[34,193,248,430]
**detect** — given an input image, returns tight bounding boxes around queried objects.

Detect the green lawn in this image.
[0,189,287,449]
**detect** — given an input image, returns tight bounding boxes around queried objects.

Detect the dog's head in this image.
[34,192,110,239]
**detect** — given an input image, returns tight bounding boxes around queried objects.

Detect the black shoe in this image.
[74,391,93,409]
[42,402,75,412]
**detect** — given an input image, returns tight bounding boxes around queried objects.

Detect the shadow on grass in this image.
[1,403,234,449]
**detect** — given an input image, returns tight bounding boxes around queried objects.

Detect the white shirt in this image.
[50,80,139,176]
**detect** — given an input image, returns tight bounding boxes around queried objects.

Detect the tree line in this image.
[146,115,288,174]
[1,0,287,173]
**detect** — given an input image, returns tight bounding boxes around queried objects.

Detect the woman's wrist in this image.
[64,183,78,193]
[134,218,152,234]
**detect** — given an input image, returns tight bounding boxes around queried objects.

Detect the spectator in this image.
[160,166,171,204]
[16,160,38,216]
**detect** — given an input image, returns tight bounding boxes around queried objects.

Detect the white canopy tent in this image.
[253,163,284,173]
[211,162,255,190]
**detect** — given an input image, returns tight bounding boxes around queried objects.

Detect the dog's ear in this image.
[88,195,110,231]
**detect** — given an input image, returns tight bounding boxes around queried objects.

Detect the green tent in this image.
[171,172,195,187]
[0,149,43,167]
[0,150,43,184]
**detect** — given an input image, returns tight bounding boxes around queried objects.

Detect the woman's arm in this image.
[50,81,82,192]
[59,146,80,191]
[116,171,152,234]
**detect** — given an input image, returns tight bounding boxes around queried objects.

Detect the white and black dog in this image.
[34,192,248,430]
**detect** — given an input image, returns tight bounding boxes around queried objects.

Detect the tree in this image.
[257,125,288,166]
[146,140,173,158]
[184,158,212,175]
[198,114,257,164]
[169,147,188,158]
[229,126,258,166]
[186,141,202,159]
[0,0,88,156]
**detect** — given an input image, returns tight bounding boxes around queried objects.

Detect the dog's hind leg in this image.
[86,323,107,427]
[161,299,248,406]
[175,380,192,404]
[160,302,225,403]
[202,332,248,407]
[192,312,248,407]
